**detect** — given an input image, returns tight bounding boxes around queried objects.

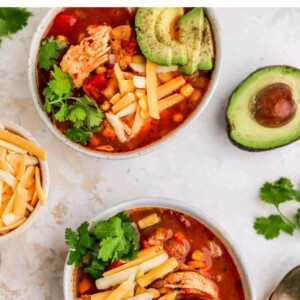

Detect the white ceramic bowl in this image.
[28,8,222,160]
[63,198,255,300]
[0,118,49,243]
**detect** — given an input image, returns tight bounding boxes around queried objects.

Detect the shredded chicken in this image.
[60,25,111,88]
[208,241,222,258]
[164,271,219,300]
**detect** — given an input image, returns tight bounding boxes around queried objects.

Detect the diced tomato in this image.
[121,37,138,55]
[83,74,109,103]
[54,13,77,35]
[77,277,92,294]
[106,69,115,78]
[105,260,125,272]
[88,135,100,147]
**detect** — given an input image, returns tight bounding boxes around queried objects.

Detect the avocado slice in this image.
[135,8,173,66]
[178,8,204,74]
[198,18,214,71]
[155,8,187,65]
[226,66,300,151]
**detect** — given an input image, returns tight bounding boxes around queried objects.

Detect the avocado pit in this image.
[253,83,297,128]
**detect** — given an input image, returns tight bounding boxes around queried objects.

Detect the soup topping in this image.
[65,208,245,299]
[37,7,215,153]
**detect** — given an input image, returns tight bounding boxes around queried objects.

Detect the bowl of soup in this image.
[29,7,221,159]
[63,198,254,299]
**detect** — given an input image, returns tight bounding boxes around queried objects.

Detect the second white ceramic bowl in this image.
[28,7,222,159]
[63,198,255,300]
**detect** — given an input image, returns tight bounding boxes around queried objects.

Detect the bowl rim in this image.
[0,118,49,243]
[63,197,255,300]
[28,7,222,160]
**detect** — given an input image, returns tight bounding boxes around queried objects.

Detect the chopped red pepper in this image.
[105,260,125,272]
[83,74,109,103]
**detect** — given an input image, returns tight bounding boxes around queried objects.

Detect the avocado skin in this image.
[226,65,300,151]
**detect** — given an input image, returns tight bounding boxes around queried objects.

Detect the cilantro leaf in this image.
[65,228,78,249]
[70,95,105,130]
[296,209,300,228]
[116,211,130,222]
[0,8,32,44]
[54,102,68,122]
[98,236,122,261]
[68,250,82,267]
[77,222,96,249]
[42,66,104,144]
[84,258,108,279]
[65,127,91,145]
[49,65,72,97]
[38,36,68,70]
[93,217,123,240]
[67,106,87,125]
[260,178,296,207]
[254,215,295,240]
[65,214,140,280]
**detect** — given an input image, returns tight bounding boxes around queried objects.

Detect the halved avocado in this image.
[226,66,300,151]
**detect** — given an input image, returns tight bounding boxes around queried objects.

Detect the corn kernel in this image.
[180,83,194,98]
[95,66,107,74]
[192,249,204,261]
[100,101,111,112]
[132,55,146,64]
[57,35,68,42]
[188,260,206,269]
[173,113,183,123]
[190,88,202,102]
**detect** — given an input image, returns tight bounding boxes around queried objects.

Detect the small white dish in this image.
[0,118,49,243]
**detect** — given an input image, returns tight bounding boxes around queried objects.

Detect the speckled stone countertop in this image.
[0,7,300,300]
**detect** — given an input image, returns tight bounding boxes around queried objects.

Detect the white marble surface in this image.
[0,7,300,300]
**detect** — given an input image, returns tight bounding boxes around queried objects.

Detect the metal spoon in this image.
[268,266,300,300]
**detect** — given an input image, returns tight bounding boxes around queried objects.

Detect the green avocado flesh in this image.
[155,8,187,65]
[198,18,214,71]
[178,8,204,74]
[135,8,173,65]
[135,8,214,72]
[227,66,300,150]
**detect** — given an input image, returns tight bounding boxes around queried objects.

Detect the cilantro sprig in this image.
[254,178,300,240]
[42,65,104,144]
[65,212,140,279]
[38,36,69,70]
[0,8,32,45]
